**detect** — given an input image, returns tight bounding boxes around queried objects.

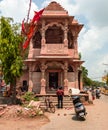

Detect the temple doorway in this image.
[49,72,58,90]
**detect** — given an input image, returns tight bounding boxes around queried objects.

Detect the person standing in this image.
[91,88,96,100]
[56,86,64,108]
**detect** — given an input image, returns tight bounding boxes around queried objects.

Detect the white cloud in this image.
[75,0,108,28]
[79,26,108,54]
[0,0,38,23]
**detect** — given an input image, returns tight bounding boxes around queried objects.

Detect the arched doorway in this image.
[49,72,58,90]
[46,61,64,92]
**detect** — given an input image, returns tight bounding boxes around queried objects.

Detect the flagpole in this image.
[26,0,32,23]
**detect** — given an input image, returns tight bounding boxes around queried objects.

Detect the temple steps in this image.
[36,93,89,109]
[37,95,73,109]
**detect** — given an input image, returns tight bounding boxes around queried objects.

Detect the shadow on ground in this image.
[72,115,86,121]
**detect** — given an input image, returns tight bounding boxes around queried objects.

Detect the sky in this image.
[0,0,108,82]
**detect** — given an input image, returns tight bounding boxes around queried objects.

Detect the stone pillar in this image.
[64,20,68,47]
[41,20,46,54]
[28,41,34,58]
[64,61,68,95]
[40,61,46,95]
[63,20,68,55]
[41,20,46,46]
[28,63,33,92]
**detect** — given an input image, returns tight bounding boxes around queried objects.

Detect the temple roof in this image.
[45,1,67,12]
[43,1,68,16]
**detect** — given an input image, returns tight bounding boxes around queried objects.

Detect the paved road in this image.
[39,94,108,130]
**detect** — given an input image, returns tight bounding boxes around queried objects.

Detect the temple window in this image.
[32,31,42,48]
[45,25,64,44]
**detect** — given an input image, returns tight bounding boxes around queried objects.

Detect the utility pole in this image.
[26,0,32,23]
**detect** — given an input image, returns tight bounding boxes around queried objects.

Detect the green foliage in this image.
[106,73,108,86]
[0,17,23,84]
[81,66,89,86]
[91,80,105,87]
[22,92,39,102]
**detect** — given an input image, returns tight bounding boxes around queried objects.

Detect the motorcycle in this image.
[72,96,87,120]
[96,89,101,99]
[96,93,101,99]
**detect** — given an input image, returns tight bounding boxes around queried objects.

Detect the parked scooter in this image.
[72,96,87,120]
[96,92,101,99]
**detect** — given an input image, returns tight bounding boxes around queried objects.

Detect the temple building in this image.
[19,1,84,95]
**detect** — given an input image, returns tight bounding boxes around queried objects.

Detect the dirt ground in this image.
[0,105,50,130]
[0,116,49,130]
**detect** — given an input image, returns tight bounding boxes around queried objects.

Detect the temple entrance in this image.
[49,72,58,90]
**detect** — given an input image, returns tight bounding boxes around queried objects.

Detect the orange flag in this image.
[21,19,26,34]
[23,8,44,50]
[32,8,44,23]
[23,38,31,49]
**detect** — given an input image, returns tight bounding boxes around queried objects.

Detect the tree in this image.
[81,66,92,86]
[0,17,23,104]
[78,53,91,86]
[106,73,108,86]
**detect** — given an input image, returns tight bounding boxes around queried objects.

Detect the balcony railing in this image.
[41,43,68,55]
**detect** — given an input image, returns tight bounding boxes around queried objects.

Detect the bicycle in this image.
[44,96,55,113]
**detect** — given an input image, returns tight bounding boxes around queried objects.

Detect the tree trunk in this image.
[11,78,17,104]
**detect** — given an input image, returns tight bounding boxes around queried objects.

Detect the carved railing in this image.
[47,44,64,53]
[31,44,78,58]
[40,43,68,55]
